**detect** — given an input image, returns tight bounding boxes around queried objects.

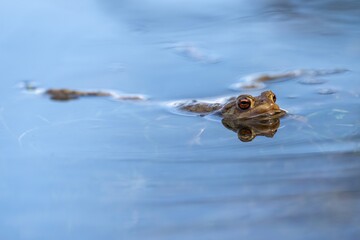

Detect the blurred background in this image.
[0,0,359,239]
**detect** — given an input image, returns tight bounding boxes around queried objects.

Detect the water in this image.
[1,0,360,239]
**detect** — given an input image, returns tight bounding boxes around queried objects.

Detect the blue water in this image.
[1,0,360,239]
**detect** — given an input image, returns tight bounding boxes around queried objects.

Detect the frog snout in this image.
[268,101,280,109]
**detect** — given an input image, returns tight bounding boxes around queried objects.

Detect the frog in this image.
[176,90,286,120]
[230,68,348,90]
[174,91,286,141]
[22,82,147,101]
[43,88,285,120]
[45,88,145,101]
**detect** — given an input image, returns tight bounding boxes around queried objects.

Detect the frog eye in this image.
[272,94,276,103]
[237,97,251,110]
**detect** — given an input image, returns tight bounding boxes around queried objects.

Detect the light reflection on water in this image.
[0,0,360,239]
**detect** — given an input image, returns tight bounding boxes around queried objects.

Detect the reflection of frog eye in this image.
[238,127,255,142]
[272,94,276,103]
[237,97,251,110]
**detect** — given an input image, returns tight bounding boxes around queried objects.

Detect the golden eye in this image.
[237,97,251,110]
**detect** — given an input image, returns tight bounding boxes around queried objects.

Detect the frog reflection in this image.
[222,118,281,142]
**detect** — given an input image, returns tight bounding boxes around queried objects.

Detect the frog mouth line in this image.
[261,109,286,119]
[240,109,287,120]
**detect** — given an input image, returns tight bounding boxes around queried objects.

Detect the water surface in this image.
[1,0,360,239]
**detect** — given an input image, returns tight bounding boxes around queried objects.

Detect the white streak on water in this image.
[0,107,16,139]
[188,127,206,145]
[17,127,38,147]
[36,115,51,123]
